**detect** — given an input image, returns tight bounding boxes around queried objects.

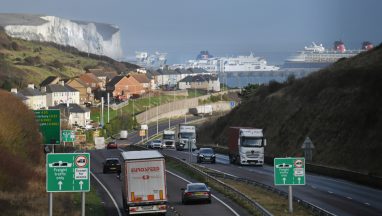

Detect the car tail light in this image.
[159,205,166,210]
[203,192,209,195]
[185,192,193,196]
[130,207,137,212]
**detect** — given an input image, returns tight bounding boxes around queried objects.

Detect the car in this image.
[107,141,117,149]
[147,139,162,149]
[181,183,211,204]
[48,161,72,168]
[197,148,216,164]
[103,158,121,174]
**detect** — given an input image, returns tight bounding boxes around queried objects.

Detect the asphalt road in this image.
[89,115,247,216]
[162,150,382,216]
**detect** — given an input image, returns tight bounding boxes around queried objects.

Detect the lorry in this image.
[176,124,197,151]
[120,130,128,140]
[121,150,167,215]
[162,130,175,148]
[189,105,213,116]
[228,127,267,166]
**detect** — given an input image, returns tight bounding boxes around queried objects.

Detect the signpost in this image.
[274,157,305,213]
[46,153,90,192]
[34,109,60,145]
[62,130,75,143]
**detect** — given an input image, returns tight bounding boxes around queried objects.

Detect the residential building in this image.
[66,78,93,104]
[50,103,90,128]
[86,68,118,86]
[44,81,80,106]
[129,73,150,90]
[178,74,220,92]
[11,84,46,109]
[106,75,130,100]
[79,73,103,90]
[125,74,145,96]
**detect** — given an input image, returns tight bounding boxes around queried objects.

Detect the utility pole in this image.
[107,93,110,124]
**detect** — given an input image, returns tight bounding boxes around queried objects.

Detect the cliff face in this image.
[2,14,122,59]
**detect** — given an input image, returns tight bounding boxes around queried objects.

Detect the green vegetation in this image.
[73,186,106,216]
[198,44,382,176]
[0,30,138,89]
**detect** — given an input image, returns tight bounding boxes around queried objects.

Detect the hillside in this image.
[199,44,382,176]
[0,28,138,89]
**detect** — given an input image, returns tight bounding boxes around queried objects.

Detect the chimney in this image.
[60,81,65,86]
[11,88,17,93]
[28,84,35,89]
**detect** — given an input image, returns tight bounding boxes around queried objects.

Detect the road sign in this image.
[34,110,60,145]
[139,129,146,137]
[230,101,236,108]
[62,130,75,142]
[46,153,90,192]
[274,157,305,186]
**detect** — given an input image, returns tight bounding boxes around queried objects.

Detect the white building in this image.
[11,84,46,110]
[50,103,91,128]
[178,74,220,92]
[44,81,80,106]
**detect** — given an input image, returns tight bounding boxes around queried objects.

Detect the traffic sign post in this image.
[46,153,90,192]
[62,130,75,142]
[274,157,305,213]
[34,109,61,145]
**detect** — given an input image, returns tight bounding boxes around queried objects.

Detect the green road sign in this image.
[274,157,305,186]
[46,153,90,192]
[33,110,60,145]
[62,130,75,142]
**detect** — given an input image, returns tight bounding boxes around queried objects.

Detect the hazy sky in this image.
[1,0,382,64]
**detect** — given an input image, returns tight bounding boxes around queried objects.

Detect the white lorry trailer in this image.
[162,130,175,148]
[121,150,167,215]
[228,127,267,166]
[176,124,197,151]
[189,105,213,116]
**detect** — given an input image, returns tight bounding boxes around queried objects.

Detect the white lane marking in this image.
[364,202,370,206]
[328,191,333,194]
[91,172,122,216]
[205,167,239,178]
[311,185,317,189]
[347,197,352,200]
[166,170,240,216]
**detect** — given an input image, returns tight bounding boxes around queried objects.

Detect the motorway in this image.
[90,116,249,216]
[91,116,382,216]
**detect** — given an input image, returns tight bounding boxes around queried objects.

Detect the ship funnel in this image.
[362,41,374,50]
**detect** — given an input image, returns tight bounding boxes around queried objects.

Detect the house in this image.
[125,74,145,96]
[86,68,118,86]
[146,70,161,90]
[79,73,103,90]
[66,78,93,104]
[129,73,150,90]
[178,74,220,92]
[105,75,130,100]
[44,81,80,106]
[11,84,46,109]
[39,76,60,87]
[50,103,90,128]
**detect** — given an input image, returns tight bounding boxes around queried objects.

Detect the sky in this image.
[1,0,382,64]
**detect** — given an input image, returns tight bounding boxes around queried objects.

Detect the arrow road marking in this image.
[58,181,63,190]
[79,181,83,190]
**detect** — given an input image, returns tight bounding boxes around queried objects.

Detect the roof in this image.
[121,150,164,160]
[11,92,28,101]
[39,76,60,87]
[130,73,150,83]
[106,75,126,87]
[19,87,45,96]
[80,73,102,84]
[179,74,219,83]
[46,84,79,93]
[87,68,118,79]
[67,78,89,88]
[49,103,90,113]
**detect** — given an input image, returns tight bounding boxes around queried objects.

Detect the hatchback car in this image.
[147,139,162,149]
[107,141,117,149]
[197,148,216,163]
[181,183,211,204]
[103,158,121,174]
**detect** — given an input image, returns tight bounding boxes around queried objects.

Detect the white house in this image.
[178,74,220,92]
[11,84,46,110]
[44,81,80,106]
[50,103,91,128]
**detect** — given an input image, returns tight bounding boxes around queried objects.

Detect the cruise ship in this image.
[282,41,374,70]
[185,51,279,73]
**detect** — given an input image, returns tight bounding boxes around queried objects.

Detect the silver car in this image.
[147,139,162,149]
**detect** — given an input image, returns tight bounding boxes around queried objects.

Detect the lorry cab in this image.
[176,124,197,151]
[162,130,175,148]
[228,127,266,166]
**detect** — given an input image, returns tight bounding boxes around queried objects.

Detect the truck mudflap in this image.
[128,204,167,215]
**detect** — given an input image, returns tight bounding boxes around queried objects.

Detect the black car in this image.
[103,158,121,174]
[181,183,211,204]
[197,148,216,163]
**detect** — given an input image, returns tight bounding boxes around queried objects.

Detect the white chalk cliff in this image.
[3,15,123,59]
